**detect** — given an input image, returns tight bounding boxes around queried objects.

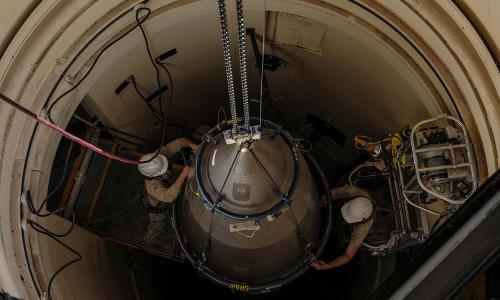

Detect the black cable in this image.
[27,208,76,238]
[16,0,466,295]
[22,8,170,291]
[20,4,146,297]
[24,144,78,299]
[37,5,170,167]
[27,141,74,215]
[285,205,312,249]
[131,7,168,163]
[27,220,82,300]
[243,141,309,249]
[135,8,166,125]
[130,78,165,122]
[47,6,166,165]
[26,194,77,232]
[201,210,216,264]
[46,8,151,123]
[172,152,334,293]
[157,62,174,119]
[25,161,78,299]
[130,78,147,100]
[201,148,242,262]
[248,148,283,194]
[216,148,242,202]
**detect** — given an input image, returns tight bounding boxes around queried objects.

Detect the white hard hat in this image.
[138,153,168,177]
[341,197,373,224]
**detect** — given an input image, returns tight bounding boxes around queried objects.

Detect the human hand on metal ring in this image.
[311,260,330,271]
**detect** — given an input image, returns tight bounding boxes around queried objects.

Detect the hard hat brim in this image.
[341,197,373,224]
[341,203,357,224]
[155,154,169,177]
[138,153,169,177]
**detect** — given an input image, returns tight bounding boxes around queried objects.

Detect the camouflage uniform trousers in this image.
[143,197,171,248]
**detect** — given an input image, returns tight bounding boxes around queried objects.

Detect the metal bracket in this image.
[229,220,260,232]
[224,125,261,145]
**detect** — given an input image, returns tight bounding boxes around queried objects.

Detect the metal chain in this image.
[235,0,250,130]
[218,0,238,134]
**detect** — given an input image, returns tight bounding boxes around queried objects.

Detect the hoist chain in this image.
[217,0,238,134]
[217,0,251,134]
[235,0,250,131]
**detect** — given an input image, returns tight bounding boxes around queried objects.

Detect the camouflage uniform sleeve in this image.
[159,138,187,159]
[348,219,374,247]
[336,185,371,199]
[144,179,181,204]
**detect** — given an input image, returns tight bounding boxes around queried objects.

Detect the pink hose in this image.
[0,93,143,164]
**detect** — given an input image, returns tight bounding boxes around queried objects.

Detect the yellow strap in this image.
[391,133,407,166]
